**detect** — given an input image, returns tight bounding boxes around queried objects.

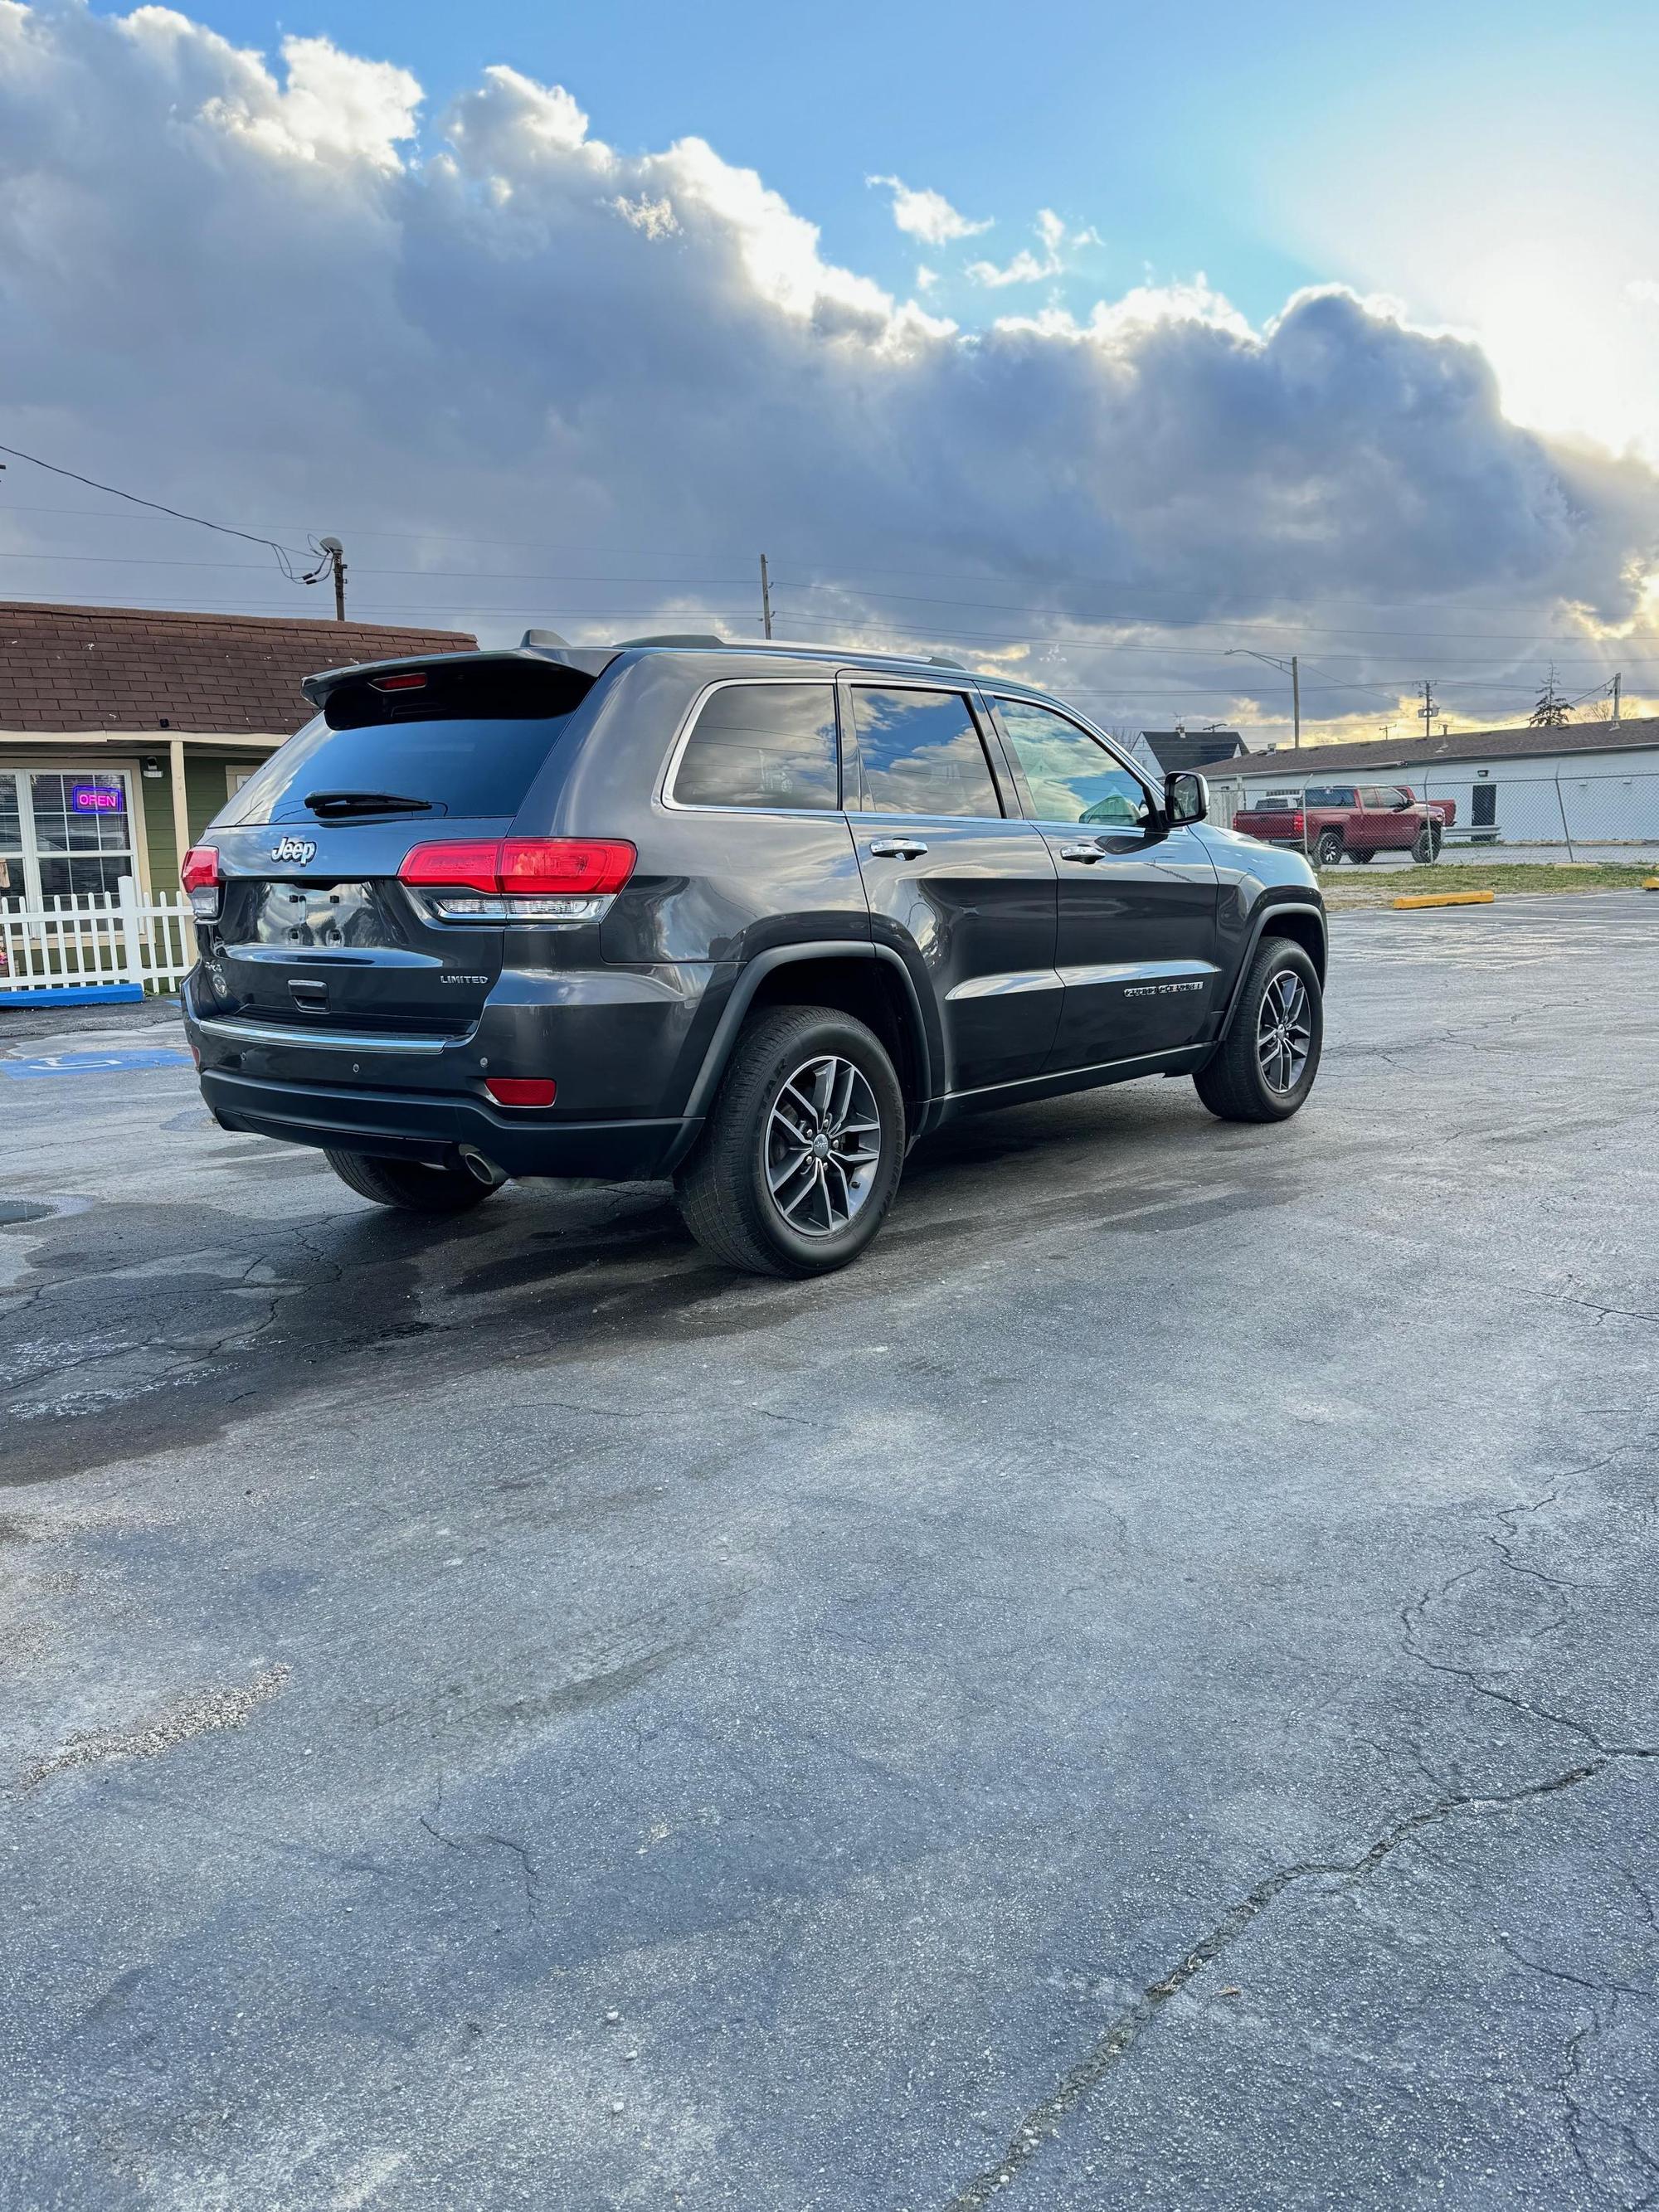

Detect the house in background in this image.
[0,602,476,906]
[1131,726,1245,779]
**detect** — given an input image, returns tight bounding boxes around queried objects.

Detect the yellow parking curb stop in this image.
[1392,891,1496,909]
[1644,878,1659,891]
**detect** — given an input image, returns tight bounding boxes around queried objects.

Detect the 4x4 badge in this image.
[270,836,317,865]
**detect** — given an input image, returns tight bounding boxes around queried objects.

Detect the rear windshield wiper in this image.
[304,790,435,817]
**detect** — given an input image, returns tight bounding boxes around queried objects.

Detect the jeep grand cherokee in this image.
[182,635,1326,1276]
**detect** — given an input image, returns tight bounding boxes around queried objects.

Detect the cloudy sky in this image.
[3,0,1659,745]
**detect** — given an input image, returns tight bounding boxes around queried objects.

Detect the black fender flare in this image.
[1214,896,1328,1041]
[673,940,934,1145]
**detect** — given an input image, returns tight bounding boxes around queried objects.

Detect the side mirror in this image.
[1165,771,1209,826]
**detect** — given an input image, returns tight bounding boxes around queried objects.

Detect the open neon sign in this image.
[71,785,124,814]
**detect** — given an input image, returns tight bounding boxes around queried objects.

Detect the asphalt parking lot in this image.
[3,894,1657,2211]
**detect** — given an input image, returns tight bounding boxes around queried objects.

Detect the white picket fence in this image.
[0,877,196,995]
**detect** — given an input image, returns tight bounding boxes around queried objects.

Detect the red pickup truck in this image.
[1234,783,1456,866]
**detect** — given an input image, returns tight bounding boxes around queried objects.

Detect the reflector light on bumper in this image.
[486,1077,557,1107]
[399,838,635,923]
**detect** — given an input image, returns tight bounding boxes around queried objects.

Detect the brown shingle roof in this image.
[1224,717,1659,776]
[0,600,479,735]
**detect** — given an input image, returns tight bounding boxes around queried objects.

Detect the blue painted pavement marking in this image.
[1,1048,192,1077]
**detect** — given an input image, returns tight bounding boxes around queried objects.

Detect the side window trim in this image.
[986,693,1159,827]
[837,674,1011,822]
[661,676,846,814]
[834,675,864,814]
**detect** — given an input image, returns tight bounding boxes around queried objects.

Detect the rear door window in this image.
[849,687,1003,818]
[669,682,840,810]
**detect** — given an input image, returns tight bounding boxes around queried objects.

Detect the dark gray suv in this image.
[182,636,1326,1275]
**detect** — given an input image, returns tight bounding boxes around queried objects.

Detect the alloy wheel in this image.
[765,1054,883,1237]
[1257,970,1313,1094]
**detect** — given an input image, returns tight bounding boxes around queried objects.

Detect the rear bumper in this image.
[182,964,708,1180]
[199,1065,697,1180]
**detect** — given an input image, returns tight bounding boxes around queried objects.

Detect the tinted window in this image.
[1304,786,1356,806]
[220,715,576,826]
[851,688,1001,818]
[995,698,1152,829]
[671,683,839,811]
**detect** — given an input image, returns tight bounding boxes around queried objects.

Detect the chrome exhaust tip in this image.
[458,1145,507,1189]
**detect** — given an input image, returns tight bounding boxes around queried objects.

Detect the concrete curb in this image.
[1393,891,1497,910]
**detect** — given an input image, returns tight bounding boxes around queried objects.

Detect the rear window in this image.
[669,683,840,811]
[1304,786,1356,806]
[216,715,577,826]
[216,656,596,827]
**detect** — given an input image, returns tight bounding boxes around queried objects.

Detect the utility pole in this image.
[1224,646,1301,749]
[1611,672,1622,725]
[318,536,347,620]
[1419,680,1438,741]
[759,552,773,640]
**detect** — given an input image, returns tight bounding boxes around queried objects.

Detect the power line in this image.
[4,488,1659,642]
[3,551,1653,671]
[0,440,331,585]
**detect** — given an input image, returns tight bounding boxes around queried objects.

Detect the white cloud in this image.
[966,248,1051,289]
[0,2,1654,741]
[966,207,1099,289]
[868,173,990,246]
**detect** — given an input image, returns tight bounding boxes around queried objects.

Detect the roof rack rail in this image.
[615,631,725,648]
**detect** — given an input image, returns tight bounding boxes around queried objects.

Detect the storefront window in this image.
[0,771,136,904]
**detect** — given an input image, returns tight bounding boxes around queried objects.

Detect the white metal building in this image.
[1203,718,1659,854]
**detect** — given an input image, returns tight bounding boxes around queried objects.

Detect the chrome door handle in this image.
[867,839,928,858]
[1058,841,1106,863]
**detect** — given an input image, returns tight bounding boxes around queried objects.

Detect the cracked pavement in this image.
[2,893,1657,2210]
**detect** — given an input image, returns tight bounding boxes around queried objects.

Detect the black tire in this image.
[675,1004,905,1277]
[1350,848,1375,863]
[1412,826,1438,863]
[1314,829,1344,868]
[324,1147,497,1215]
[1194,938,1323,1124]
[1430,824,1444,858]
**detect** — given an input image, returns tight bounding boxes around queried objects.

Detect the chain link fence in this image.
[1204,769,1659,867]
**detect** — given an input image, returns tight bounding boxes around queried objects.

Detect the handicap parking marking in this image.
[1,1048,193,1077]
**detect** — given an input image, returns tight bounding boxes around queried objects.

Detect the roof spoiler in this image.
[302,642,615,710]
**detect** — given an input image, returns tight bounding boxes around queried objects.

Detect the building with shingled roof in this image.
[0,601,475,904]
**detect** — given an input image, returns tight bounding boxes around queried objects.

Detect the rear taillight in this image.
[1291,811,1305,834]
[181,845,221,920]
[398,839,635,923]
